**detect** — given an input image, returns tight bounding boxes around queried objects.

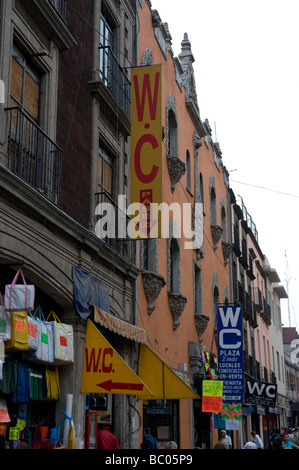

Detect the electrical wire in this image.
[230,179,299,199]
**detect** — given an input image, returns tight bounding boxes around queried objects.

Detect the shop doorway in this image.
[193,401,211,449]
[143,400,179,449]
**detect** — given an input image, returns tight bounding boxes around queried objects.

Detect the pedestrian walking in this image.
[166,441,177,449]
[272,437,284,450]
[282,433,299,449]
[251,431,263,449]
[143,427,158,449]
[243,442,257,449]
[97,424,120,449]
[219,430,232,449]
[214,441,227,449]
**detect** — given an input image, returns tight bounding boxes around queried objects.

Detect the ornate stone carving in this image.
[193,131,202,150]
[141,48,153,66]
[222,241,233,266]
[168,292,187,330]
[167,155,185,192]
[211,224,223,251]
[178,33,199,113]
[194,313,209,343]
[188,341,205,378]
[142,271,166,314]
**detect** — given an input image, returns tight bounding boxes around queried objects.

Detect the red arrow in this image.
[97,379,144,392]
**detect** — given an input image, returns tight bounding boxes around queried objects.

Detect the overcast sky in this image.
[151,0,299,328]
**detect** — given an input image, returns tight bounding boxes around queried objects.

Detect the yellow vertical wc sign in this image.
[130,64,162,239]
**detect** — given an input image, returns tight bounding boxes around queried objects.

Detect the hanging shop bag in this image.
[29,366,45,400]
[5,311,29,351]
[27,312,40,351]
[4,269,35,312]
[25,306,54,363]
[0,292,11,342]
[31,424,52,450]
[12,361,30,403]
[45,366,60,401]
[47,311,74,365]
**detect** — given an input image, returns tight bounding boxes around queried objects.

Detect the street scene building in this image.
[0,0,297,450]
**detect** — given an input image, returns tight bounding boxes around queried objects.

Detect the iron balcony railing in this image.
[47,0,67,23]
[95,192,136,264]
[6,107,63,205]
[99,46,131,117]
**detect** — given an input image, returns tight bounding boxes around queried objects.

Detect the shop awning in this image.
[137,344,200,400]
[81,320,153,397]
[93,306,148,344]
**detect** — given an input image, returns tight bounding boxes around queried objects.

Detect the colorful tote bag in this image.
[47,311,74,365]
[0,293,11,342]
[4,269,35,312]
[5,311,29,351]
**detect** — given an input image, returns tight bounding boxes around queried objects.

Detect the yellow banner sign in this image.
[81,320,152,396]
[130,64,162,239]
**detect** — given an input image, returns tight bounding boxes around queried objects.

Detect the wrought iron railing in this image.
[6,107,63,205]
[99,46,131,117]
[95,192,136,264]
[47,0,67,23]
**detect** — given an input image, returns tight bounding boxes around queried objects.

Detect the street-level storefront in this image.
[0,265,75,449]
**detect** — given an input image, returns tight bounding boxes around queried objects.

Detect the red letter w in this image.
[133,72,160,122]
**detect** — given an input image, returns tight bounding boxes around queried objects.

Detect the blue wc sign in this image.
[217,306,244,402]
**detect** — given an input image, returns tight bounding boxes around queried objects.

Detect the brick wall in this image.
[56,0,94,228]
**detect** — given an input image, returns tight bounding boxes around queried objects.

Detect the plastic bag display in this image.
[45,366,60,401]
[4,269,35,312]
[25,306,54,363]
[47,311,74,365]
[27,313,40,351]
[5,311,29,351]
[0,293,11,342]
[12,361,30,403]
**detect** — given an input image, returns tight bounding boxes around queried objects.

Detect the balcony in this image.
[239,239,248,269]
[254,287,263,312]
[89,46,131,136]
[99,46,131,118]
[6,107,62,205]
[95,192,136,264]
[233,224,241,257]
[261,298,271,326]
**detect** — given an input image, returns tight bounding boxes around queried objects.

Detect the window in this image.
[186,150,191,191]
[276,351,281,381]
[210,186,217,225]
[199,173,204,204]
[221,204,227,240]
[10,45,41,124]
[100,10,114,87]
[98,146,113,200]
[6,44,62,204]
[142,239,158,273]
[194,262,202,313]
[170,237,180,293]
[167,109,178,157]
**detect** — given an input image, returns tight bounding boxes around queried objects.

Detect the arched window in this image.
[194,261,202,314]
[199,173,204,204]
[186,150,191,191]
[210,186,217,225]
[166,95,178,157]
[221,198,227,241]
[170,237,180,293]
